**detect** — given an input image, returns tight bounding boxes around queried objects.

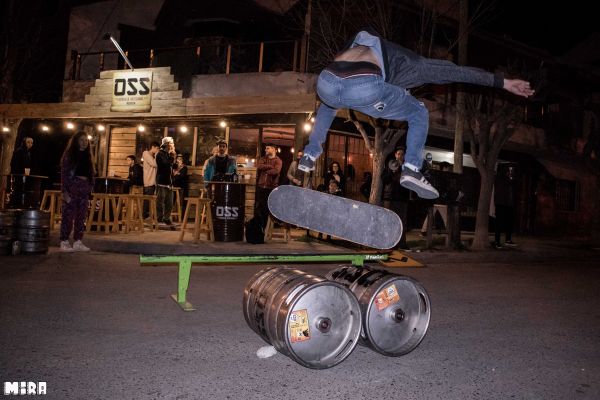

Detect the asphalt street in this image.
[1,249,599,400]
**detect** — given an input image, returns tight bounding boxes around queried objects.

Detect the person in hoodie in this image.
[155,136,176,226]
[298,29,534,200]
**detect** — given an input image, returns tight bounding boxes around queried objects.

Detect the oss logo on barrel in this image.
[216,206,239,219]
[110,70,153,112]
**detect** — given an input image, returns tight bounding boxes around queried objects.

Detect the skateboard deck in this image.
[268,186,402,249]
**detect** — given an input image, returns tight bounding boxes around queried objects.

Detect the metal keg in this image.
[0,210,19,255]
[16,209,50,254]
[243,266,362,369]
[326,265,431,357]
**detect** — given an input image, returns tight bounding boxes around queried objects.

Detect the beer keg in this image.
[16,209,50,254]
[0,210,18,255]
[326,265,431,356]
[243,266,362,369]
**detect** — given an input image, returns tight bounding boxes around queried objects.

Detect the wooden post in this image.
[192,127,198,167]
[149,49,154,67]
[258,42,264,73]
[99,53,105,72]
[226,45,231,75]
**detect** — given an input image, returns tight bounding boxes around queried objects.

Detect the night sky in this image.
[481,1,597,56]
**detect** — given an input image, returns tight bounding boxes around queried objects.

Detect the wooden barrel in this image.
[0,210,19,255]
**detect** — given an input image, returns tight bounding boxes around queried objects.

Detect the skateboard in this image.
[267,186,402,249]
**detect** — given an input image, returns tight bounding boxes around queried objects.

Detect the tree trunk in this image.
[369,151,384,205]
[472,170,494,249]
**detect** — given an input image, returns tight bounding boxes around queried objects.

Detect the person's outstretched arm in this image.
[503,79,535,98]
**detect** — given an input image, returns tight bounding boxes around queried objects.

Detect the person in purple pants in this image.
[59,131,95,252]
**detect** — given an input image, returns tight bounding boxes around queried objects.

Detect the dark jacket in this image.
[344,30,504,89]
[172,164,188,189]
[256,156,282,190]
[61,152,94,197]
[128,163,144,187]
[10,147,32,174]
[155,149,174,186]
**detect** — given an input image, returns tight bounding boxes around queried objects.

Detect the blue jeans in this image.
[304,70,429,170]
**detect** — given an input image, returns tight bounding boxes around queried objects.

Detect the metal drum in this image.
[326,265,431,356]
[16,209,50,254]
[0,210,18,255]
[243,266,362,369]
[209,182,245,242]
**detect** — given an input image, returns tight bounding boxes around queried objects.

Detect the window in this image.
[171,127,194,165]
[229,128,259,167]
[555,179,579,211]
[195,127,226,167]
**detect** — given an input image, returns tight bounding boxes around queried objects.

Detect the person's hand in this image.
[503,79,535,98]
[293,178,301,185]
[63,192,71,203]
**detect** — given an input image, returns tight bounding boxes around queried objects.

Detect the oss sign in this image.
[111,70,153,112]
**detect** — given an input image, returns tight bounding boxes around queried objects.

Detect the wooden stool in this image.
[119,194,158,233]
[179,197,213,242]
[170,187,182,223]
[86,193,119,234]
[40,190,62,230]
[265,215,291,242]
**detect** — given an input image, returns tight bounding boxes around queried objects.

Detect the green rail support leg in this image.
[140,252,388,312]
[170,259,195,311]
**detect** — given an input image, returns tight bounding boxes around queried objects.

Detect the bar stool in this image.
[120,194,158,233]
[40,190,62,230]
[86,193,119,234]
[265,215,290,243]
[179,197,213,242]
[170,187,182,223]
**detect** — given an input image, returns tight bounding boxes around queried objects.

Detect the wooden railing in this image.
[69,40,300,80]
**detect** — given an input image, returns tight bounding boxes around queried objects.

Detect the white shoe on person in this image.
[59,240,75,252]
[399,167,439,199]
[72,240,90,252]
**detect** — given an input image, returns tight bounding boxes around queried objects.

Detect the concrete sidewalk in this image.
[48,228,600,265]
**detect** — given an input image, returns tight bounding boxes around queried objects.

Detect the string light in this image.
[290,147,295,153]
[179,125,188,133]
[41,125,49,132]
[219,120,227,128]
[66,122,75,130]
[303,122,312,132]
[137,124,145,132]
[96,124,105,131]
[2,126,9,132]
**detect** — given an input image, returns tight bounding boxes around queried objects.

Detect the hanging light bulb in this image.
[96,124,106,131]
[2,126,9,132]
[219,120,227,128]
[41,125,49,132]
[66,122,75,130]
[137,124,145,132]
[179,125,188,133]
[290,147,295,153]
[303,122,312,132]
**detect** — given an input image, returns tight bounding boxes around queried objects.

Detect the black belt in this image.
[324,61,382,78]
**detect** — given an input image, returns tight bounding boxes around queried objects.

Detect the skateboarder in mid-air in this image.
[298,29,535,199]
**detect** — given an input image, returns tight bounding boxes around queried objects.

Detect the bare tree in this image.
[465,89,526,249]
[347,111,406,204]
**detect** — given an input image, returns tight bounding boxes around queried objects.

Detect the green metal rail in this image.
[139,253,388,311]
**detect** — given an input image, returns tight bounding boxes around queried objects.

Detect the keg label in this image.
[375,284,400,311]
[289,309,311,343]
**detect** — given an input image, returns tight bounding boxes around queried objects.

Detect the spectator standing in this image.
[155,136,176,226]
[59,131,94,252]
[254,143,282,228]
[203,139,236,186]
[172,153,189,210]
[493,164,518,248]
[142,141,159,218]
[286,150,309,187]
[383,146,411,249]
[324,161,345,194]
[10,136,34,175]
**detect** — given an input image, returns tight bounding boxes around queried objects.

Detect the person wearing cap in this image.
[155,136,176,226]
[203,139,237,187]
[255,143,282,228]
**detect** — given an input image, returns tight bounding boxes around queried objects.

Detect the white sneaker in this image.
[60,240,74,252]
[72,240,90,252]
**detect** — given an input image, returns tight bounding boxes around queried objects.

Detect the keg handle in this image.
[316,317,332,333]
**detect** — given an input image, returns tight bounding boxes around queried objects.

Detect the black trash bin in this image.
[208,182,246,242]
